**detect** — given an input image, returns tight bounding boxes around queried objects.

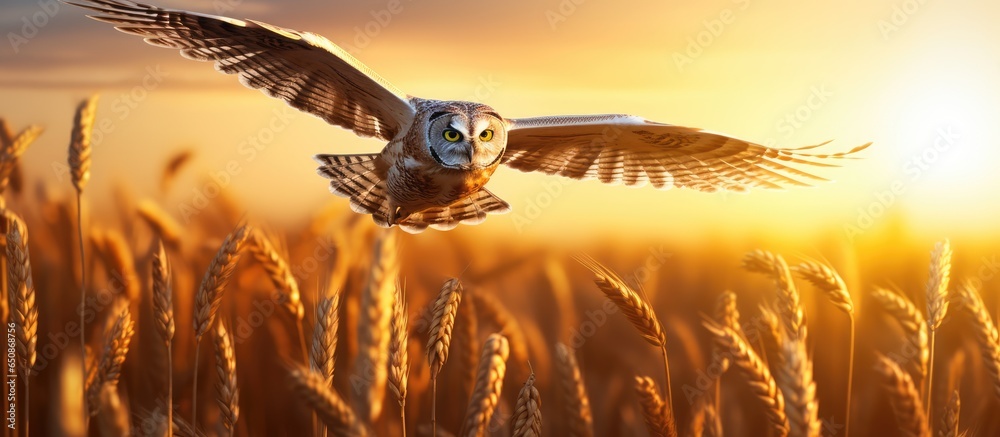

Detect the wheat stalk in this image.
[290,366,369,437]
[192,221,251,431]
[634,376,678,437]
[954,281,1000,399]
[794,260,855,436]
[875,354,930,437]
[152,239,175,437]
[426,277,462,436]
[214,321,239,436]
[872,287,929,390]
[511,372,542,437]
[97,229,140,301]
[703,321,789,437]
[554,342,594,437]
[6,217,37,437]
[354,231,398,423]
[925,240,952,421]
[939,390,959,437]
[743,250,806,340]
[389,283,410,437]
[138,199,182,248]
[69,95,99,423]
[462,333,509,437]
[757,304,783,370]
[87,305,135,417]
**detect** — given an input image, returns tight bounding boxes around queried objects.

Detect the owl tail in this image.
[314,153,394,227]
[396,189,511,233]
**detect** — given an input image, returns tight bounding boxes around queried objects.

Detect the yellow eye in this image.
[479,129,494,141]
[443,129,461,142]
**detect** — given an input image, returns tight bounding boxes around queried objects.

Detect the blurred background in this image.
[1,0,999,436]
[2,0,998,243]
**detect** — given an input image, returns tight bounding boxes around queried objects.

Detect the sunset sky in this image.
[1,0,997,242]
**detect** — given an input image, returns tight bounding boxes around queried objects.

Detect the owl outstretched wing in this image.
[503,114,870,192]
[70,0,415,141]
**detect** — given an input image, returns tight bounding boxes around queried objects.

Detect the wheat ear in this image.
[875,354,930,437]
[575,254,672,413]
[925,239,952,419]
[554,342,594,437]
[872,288,929,390]
[214,321,239,436]
[290,366,369,437]
[248,228,304,330]
[70,94,99,421]
[6,216,37,436]
[472,290,529,378]
[703,321,789,437]
[0,123,42,195]
[939,390,959,437]
[87,305,135,417]
[794,260,856,436]
[426,278,462,437]
[743,250,806,339]
[634,376,678,437]
[191,221,251,431]
[310,294,340,385]
[954,281,1000,399]
[354,231,398,423]
[152,239,175,437]
[137,200,183,248]
[710,291,740,411]
[462,333,509,437]
[777,329,821,437]
[511,371,542,437]
[388,283,410,437]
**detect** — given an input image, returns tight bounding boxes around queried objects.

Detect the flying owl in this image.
[72,0,870,233]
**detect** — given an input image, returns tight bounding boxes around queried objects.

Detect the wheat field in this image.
[0,101,998,437]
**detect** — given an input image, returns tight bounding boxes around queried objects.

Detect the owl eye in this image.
[479,129,494,141]
[443,129,462,142]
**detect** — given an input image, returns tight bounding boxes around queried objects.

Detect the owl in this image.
[73,0,870,233]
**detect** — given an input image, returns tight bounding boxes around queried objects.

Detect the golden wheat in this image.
[355,231,398,423]
[575,254,666,347]
[193,222,252,341]
[138,199,183,248]
[511,372,542,437]
[926,240,952,331]
[703,321,789,437]
[311,293,340,385]
[290,366,369,437]
[248,228,304,320]
[743,250,805,340]
[151,238,174,436]
[777,330,821,437]
[87,306,135,417]
[939,390,960,437]
[634,376,677,437]
[472,289,529,376]
[427,278,463,376]
[214,321,239,436]
[954,281,1000,399]
[793,260,854,315]
[389,282,410,435]
[455,291,480,398]
[555,342,594,437]
[6,215,36,374]
[0,123,42,195]
[875,355,930,437]
[872,287,929,389]
[69,95,99,193]
[462,333,509,437]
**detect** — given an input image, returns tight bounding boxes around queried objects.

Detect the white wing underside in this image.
[504,114,870,192]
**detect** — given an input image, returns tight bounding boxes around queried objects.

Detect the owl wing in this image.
[503,114,871,192]
[71,0,415,141]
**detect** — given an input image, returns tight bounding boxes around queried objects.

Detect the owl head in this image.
[422,101,507,170]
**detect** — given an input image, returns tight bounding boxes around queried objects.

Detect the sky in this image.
[1,0,998,243]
